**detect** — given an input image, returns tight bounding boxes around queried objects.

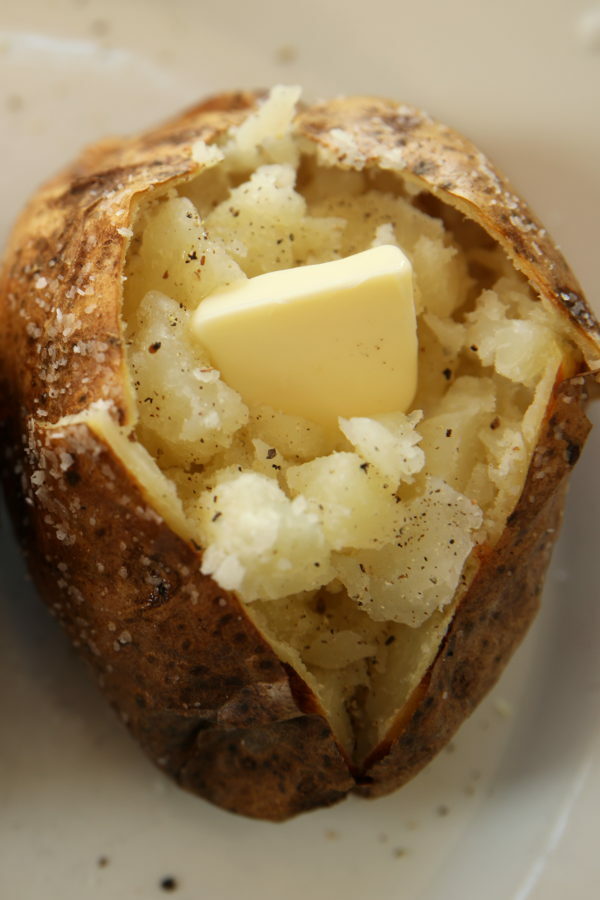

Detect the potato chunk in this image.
[338,411,425,486]
[196,470,334,600]
[334,478,483,627]
[128,293,248,466]
[286,452,404,551]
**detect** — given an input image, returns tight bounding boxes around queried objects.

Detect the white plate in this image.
[1,2,599,897]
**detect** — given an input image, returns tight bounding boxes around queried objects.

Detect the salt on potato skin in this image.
[1,87,597,821]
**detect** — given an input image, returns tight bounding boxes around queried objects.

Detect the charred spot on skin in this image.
[65,467,81,486]
[146,580,171,608]
[380,111,422,133]
[413,159,437,176]
[565,441,581,465]
[191,663,210,677]
[257,658,278,671]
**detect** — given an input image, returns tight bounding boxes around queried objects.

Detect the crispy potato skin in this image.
[1,92,598,820]
[1,420,354,821]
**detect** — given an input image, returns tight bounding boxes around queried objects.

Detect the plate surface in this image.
[1,2,599,897]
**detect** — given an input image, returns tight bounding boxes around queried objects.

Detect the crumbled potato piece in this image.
[249,405,334,461]
[418,377,496,495]
[286,452,404,551]
[338,411,425,486]
[125,196,244,313]
[333,478,482,627]
[411,236,469,317]
[251,438,289,483]
[222,84,302,172]
[128,293,248,466]
[466,290,561,387]
[205,164,344,276]
[423,311,466,355]
[195,469,334,600]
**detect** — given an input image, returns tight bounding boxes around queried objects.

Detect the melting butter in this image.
[191,245,417,428]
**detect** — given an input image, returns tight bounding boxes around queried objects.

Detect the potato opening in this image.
[122,87,574,762]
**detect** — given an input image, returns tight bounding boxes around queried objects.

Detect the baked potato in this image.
[1,87,598,821]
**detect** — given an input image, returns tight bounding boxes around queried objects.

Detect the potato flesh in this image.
[124,88,568,757]
[128,291,248,467]
[333,477,483,628]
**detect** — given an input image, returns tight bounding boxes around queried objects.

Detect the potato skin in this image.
[0,92,598,820]
[1,420,354,820]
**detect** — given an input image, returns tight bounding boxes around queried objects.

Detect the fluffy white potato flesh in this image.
[123,87,569,757]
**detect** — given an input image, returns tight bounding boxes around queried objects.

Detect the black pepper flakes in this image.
[159,875,179,892]
[442,368,452,380]
[148,342,162,354]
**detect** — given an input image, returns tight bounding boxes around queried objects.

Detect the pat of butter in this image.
[190,245,417,428]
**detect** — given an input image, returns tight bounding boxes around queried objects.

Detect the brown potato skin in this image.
[1,92,598,820]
